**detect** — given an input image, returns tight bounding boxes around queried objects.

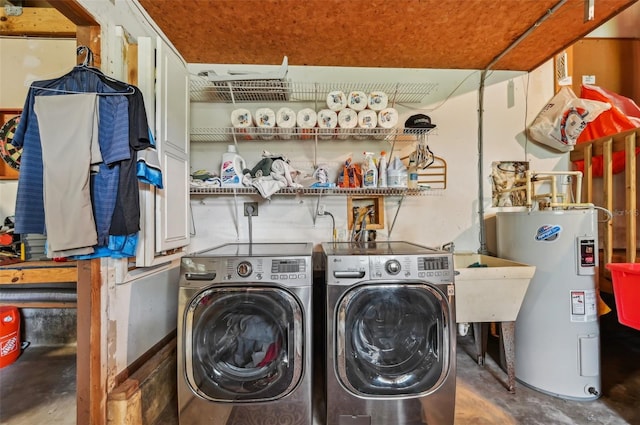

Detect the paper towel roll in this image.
[255,107,276,140]
[297,108,317,140]
[326,90,347,111]
[358,109,377,128]
[377,107,399,129]
[317,109,338,128]
[231,108,254,140]
[317,109,338,140]
[337,108,358,139]
[357,109,377,140]
[231,108,253,127]
[347,91,368,111]
[276,107,296,140]
[368,91,389,111]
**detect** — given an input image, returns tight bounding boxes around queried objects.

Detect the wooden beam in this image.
[77,258,105,425]
[76,25,101,67]
[584,144,593,203]
[0,261,77,284]
[0,301,77,308]
[625,133,637,263]
[48,0,98,26]
[0,7,75,37]
[603,138,614,268]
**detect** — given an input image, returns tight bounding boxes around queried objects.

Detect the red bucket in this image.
[606,263,640,330]
[0,306,20,368]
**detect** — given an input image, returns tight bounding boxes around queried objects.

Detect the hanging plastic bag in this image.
[572,84,640,176]
[528,86,610,153]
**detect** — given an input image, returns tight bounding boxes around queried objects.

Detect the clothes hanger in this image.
[28,46,135,96]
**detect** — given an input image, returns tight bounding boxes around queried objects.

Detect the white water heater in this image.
[496,208,600,400]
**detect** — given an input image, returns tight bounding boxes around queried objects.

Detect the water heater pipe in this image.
[477,0,568,255]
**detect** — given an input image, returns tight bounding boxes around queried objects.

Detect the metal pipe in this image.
[0,288,76,303]
[477,0,568,253]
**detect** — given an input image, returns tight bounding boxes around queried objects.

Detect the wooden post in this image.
[77,258,104,425]
[625,133,637,263]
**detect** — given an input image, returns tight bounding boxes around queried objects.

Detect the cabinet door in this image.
[137,36,190,266]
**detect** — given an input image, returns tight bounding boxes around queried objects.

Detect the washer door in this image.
[336,283,451,396]
[184,286,303,402]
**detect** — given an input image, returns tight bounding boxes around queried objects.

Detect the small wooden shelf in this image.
[0,260,78,285]
[0,260,78,308]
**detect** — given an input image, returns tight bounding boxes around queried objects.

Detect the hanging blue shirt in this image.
[12,67,131,242]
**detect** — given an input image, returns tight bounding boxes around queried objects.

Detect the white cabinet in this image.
[137,36,190,266]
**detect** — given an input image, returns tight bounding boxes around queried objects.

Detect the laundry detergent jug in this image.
[221,145,246,187]
[387,155,407,187]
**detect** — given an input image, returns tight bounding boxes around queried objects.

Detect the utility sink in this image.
[454,253,536,323]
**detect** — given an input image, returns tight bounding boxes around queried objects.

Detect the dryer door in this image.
[336,283,451,396]
[184,286,303,402]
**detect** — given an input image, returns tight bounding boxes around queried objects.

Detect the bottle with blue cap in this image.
[221,145,246,188]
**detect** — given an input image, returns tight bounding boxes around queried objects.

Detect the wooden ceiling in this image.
[0,0,637,71]
[137,0,638,71]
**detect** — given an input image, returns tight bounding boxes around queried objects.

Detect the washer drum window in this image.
[184,287,303,402]
[336,283,451,396]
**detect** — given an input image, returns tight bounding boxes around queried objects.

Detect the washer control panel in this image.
[180,256,310,286]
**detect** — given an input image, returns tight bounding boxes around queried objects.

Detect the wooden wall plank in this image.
[571,38,639,101]
[0,261,77,284]
[0,7,75,37]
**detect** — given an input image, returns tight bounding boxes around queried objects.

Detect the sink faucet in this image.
[441,241,455,252]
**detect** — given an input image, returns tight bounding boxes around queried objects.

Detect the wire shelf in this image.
[190,76,438,104]
[189,186,441,196]
[190,126,435,143]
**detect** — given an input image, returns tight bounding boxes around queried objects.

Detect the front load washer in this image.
[177,243,313,425]
[323,241,456,425]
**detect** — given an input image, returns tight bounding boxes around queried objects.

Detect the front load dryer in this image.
[322,241,456,425]
[177,243,313,425]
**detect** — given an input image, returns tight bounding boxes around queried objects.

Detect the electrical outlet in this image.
[318,204,326,216]
[244,202,258,216]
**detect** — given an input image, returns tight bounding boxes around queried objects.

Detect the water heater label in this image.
[570,289,597,322]
[535,224,562,242]
[577,237,596,275]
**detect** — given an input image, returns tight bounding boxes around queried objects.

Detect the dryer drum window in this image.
[336,284,451,396]
[187,287,304,402]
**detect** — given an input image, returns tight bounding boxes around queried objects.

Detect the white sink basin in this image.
[454,253,536,323]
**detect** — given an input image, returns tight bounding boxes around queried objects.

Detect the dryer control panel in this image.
[180,256,311,287]
[327,254,454,285]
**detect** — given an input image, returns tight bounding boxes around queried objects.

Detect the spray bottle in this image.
[221,145,246,187]
[378,150,388,188]
[362,152,378,188]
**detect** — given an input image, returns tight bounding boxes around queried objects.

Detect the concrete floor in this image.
[1,296,639,425]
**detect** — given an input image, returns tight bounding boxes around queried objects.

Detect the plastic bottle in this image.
[378,151,388,188]
[221,145,246,187]
[387,155,407,187]
[408,155,419,189]
[362,152,378,188]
